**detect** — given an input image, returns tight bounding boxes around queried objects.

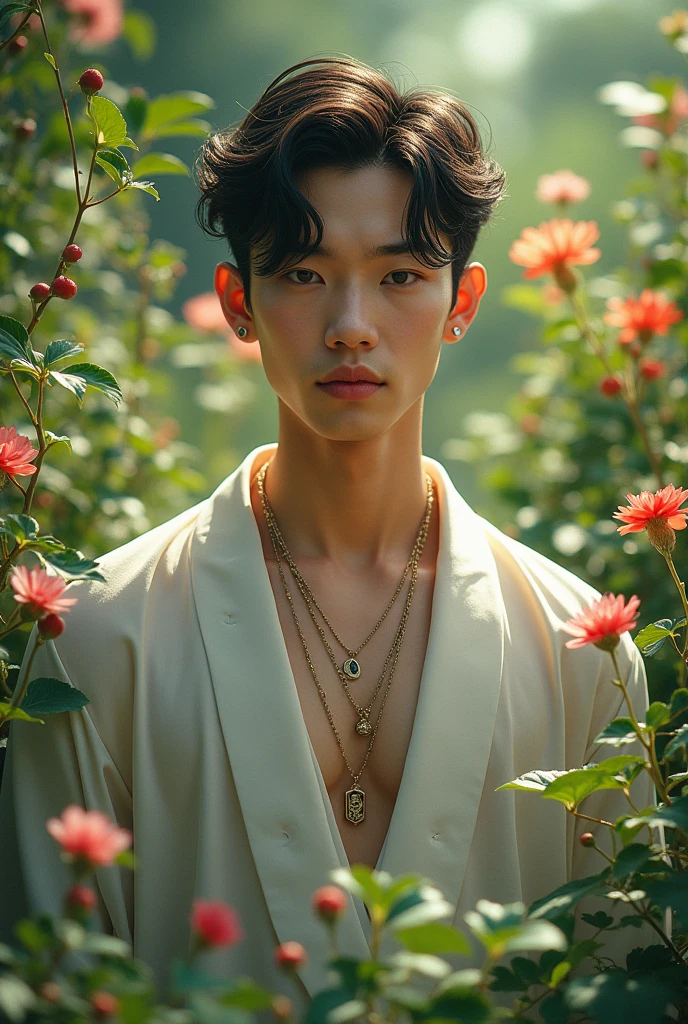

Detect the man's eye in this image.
[387,270,419,286]
[285,268,319,284]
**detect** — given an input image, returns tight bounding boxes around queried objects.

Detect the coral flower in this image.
[535,170,591,205]
[563,592,640,651]
[46,805,132,867]
[604,289,683,345]
[10,564,79,618]
[60,0,123,45]
[191,899,244,948]
[182,291,262,363]
[508,219,601,291]
[613,483,688,554]
[0,426,38,478]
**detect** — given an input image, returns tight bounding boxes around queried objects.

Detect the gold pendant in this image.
[345,786,366,824]
[355,718,372,736]
[343,657,361,680]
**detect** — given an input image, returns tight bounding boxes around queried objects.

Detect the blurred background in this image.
[98,0,681,516]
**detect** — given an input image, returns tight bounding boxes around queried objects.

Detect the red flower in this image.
[535,170,591,205]
[46,805,132,867]
[61,0,123,45]
[274,940,308,972]
[508,218,600,292]
[604,289,683,345]
[563,592,640,651]
[10,565,78,618]
[312,884,347,921]
[639,357,667,381]
[190,899,243,948]
[0,426,38,478]
[182,291,262,363]
[613,484,688,554]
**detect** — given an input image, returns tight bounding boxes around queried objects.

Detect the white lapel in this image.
[190,445,505,994]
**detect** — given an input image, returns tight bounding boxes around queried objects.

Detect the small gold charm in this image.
[345,787,366,824]
[355,718,372,736]
[343,657,361,680]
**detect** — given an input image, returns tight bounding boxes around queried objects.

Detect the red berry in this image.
[79,68,104,95]
[90,991,119,1019]
[29,282,51,301]
[599,375,622,397]
[67,884,97,910]
[639,358,667,381]
[39,982,62,1004]
[14,118,36,141]
[62,244,83,263]
[38,613,65,640]
[51,276,77,300]
[312,884,347,921]
[579,832,595,847]
[274,941,308,972]
[9,35,28,55]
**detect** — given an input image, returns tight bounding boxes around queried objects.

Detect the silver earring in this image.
[452,326,462,336]
[236,326,248,338]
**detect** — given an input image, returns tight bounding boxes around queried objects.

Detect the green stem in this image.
[36,1,81,206]
[610,648,667,805]
[8,636,42,710]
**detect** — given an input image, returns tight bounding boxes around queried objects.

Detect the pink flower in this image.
[613,483,688,554]
[46,805,132,867]
[191,899,244,948]
[60,0,123,46]
[10,564,79,618]
[535,170,591,205]
[0,426,38,478]
[563,593,641,651]
[182,292,262,363]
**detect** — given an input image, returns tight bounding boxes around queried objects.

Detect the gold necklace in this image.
[255,463,431,825]
[258,462,434,683]
[257,462,434,736]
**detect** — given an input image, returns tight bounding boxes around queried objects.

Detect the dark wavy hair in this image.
[195,56,508,314]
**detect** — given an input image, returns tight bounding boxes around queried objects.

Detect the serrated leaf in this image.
[634,618,681,656]
[90,96,130,149]
[593,717,639,746]
[565,964,680,1022]
[645,701,671,730]
[0,315,36,366]
[669,687,688,719]
[0,3,35,30]
[132,152,189,177]
[20,677,89,715]
[622,793,688,833]
[612,843,656,879]
[41,547,103,581]
[126,179,160,200]
[528,869,611,921]
[542,757,645,810]
[95,147,132,186]
[43,339,84,367]
[0,513,39,542]
[663,722,688,760]
[49,361,122,407]
[495,768,569,793]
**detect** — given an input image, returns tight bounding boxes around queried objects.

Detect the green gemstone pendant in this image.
[343,657,361,680]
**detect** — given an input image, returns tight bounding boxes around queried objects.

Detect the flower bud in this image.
[552,263,577,294]
[67,884,97,911]
[274,941,308,973]
[38,613,65,640]
[79,68,104,96]
[579,832,596,847]
[599,375,622,397]
[29,282,51,301]
[646,517,677,556]
[62,244,83,264]
[312,884,347,922]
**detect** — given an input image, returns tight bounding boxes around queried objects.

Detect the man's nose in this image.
[324,287,379,350]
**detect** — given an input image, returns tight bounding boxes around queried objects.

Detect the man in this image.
[0,57,658,1008]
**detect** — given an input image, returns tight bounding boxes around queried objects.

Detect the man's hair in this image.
[195,56,508,313]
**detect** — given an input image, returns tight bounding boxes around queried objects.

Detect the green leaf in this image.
[43,51,56,69]
[593,717,639,747]
[565,967,681,1023]
[388,951,451,979]
[505,919,568,954]
[0,315,36,367]
[0,3,35,30]
[145,116,212,138]
[663,723,688,760]
[122,8,156,60]
[0,975,36,1022]
[43,339,84,367]
[132,152,189,177]
[542,756,645,810]
[423,989,493,1023]
[634,618,684,656]
[80,933,130,957]
[42,547,104,581]
[645,701,671,730]
[126,180,160,200]
[49,361,123,407]
[0,513,39,542]
[218,979,275,1012]
[95,147,132,186]
[669,687,688,719]
[580,911,614,929]
[395,922,471,955]
[142,91,215,140]
[44,431,71,452]
[387,891,454,930]
[125,92,148,134]
[0,701,44,725]
[20,677,89,715]
[500,283,553,318]
[643,873,688,928]
[495,768,569,793]
[622,793,688,834]
[528,869,611,921]
[89,96,138,150]
[612,843,656,879]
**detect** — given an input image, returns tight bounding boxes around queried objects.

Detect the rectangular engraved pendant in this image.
[345,787,366,825]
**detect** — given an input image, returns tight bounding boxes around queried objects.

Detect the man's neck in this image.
[257,404,437,576]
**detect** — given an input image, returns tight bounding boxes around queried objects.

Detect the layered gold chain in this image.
[256,459,435,825]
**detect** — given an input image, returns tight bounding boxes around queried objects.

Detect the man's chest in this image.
[265,560,436,870]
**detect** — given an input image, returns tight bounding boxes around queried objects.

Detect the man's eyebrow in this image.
[304,239,420,260]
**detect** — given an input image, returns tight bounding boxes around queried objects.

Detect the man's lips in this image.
[316,381,384,400]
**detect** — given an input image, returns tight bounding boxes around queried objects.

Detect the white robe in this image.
[0,443,659,1010]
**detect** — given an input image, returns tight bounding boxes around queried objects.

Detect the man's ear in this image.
[214,261,254,339]
[443,262,488,344]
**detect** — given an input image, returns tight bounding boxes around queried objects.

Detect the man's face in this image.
[224,163,486,442]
